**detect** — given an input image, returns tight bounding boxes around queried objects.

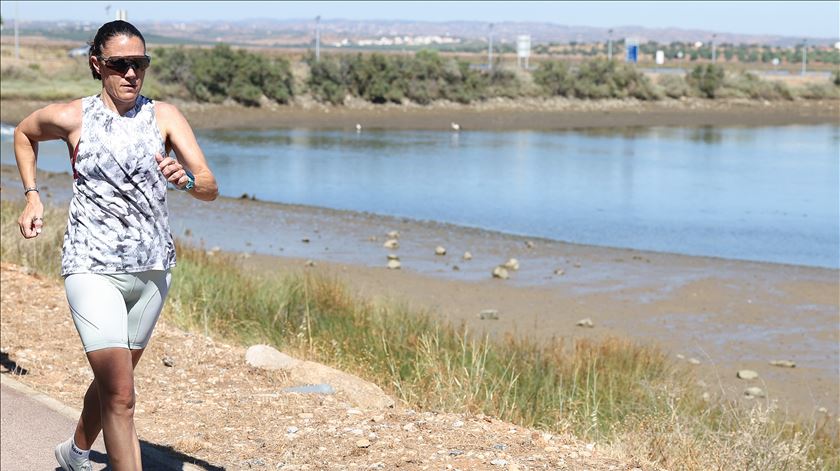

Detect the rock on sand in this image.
[737,369,759,380]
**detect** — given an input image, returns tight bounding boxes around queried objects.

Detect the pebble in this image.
[503,258,520,271]
[356,439,371,448]
[770,360,796,368]
[492,266,510,280]
[490,459,508,466]
[286,426,299,434]
[387,230,400,239]
[387,254,400,261]
[576,318,594,328]
[452,420,464,428]
[298,413,313,419]
[305,260,316,267]
[737,369,759,380]
[688,358,701,365]
[744,387,765,398]
[387,260,402,270]
[435,246,447,256]
[479,309,500,320]
[553,268,565,276]
[463,251,473,261]
[383,239,399,249]
[347,409,363,415]
[525,240,535,248]
[162,356,175,367]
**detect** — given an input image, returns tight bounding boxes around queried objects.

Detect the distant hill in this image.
[3,18,836,48]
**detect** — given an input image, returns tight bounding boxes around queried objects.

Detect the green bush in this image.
[533,61,574,96]
[572,59,658,100]
[720,72,793,100]
[152,45,294,106]
[534,59,657,100]
[656,74,690,98]
[687,64,726,98]
[306,55,347,105]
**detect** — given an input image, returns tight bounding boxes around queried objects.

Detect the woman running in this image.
[14,20,218,471]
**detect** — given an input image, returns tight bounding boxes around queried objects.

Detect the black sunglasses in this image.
[98,55,151,74]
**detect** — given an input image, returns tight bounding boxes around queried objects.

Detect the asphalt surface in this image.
[1,379,109,470]
[1,376,217,470]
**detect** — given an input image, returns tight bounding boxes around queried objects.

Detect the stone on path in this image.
[386,254,400,261]
[435,246,447,256]
[576,318,594,328]
[525,240,535,249]
[492,266,510,280]
[554,268,565,276]
[387,260,402,270]
[462,251,473,261]
[503,258,520,271]
[383,239,399,249]
[688,358,701,365]
[479,309,499,320]
[387,230,400,239]
[770,360,796,368]
[245,344,394,409]
[737,369,759,380]
[744,387,766,399]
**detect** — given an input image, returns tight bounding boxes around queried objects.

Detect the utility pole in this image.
[488,23,493,71]
[607,28,613,61]
[801,38,807,75]
[14,1,19,59]
[711,33,716,63]
[315,15,321,62]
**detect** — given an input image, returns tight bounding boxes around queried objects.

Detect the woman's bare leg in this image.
[81,347,143,470]
[73,349,145,450]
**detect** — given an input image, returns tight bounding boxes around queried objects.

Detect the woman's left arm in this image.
[155,102,218,202]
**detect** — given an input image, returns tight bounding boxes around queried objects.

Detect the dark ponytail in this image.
[88,20,146,80]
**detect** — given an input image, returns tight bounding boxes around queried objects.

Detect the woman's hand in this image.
[155,153,191,190]
[18,195,45,239]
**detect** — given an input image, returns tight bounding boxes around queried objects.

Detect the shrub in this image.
[533,61,574,96]
[721,72,793,100]
[687,64,726,98]
[306,55,346,105]
[656,74,690,99]
[152,45,294,106]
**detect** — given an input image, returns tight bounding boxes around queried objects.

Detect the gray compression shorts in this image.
[64,270,172,353]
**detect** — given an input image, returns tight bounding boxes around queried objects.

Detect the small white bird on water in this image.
[451,122,461,131]
[355,123,362,132]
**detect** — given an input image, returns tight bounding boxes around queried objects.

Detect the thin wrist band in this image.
[24,187,39,196]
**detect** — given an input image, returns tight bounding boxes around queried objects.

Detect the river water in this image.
[2,123,838,268]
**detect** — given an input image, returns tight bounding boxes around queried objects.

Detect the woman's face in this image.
[91,34,147,105]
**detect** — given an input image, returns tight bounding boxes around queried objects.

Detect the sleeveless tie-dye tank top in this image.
[61,94,176,276]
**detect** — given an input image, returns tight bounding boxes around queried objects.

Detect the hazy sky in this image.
[2,1,839,39]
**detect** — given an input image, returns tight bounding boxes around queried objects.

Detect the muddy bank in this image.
[2,97,838,131]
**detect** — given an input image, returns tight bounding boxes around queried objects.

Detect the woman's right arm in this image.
[14,101,81,238]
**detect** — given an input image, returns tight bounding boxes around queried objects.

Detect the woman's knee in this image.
[98,381,136,414]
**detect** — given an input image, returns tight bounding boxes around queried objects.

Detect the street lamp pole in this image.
[14,1,19,59]
[801,38,807,75]
[488,23,494,71]
[608,28,613,61]
[315,15,321,62]
[711,33,716,63]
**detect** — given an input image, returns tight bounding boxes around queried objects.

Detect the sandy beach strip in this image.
[1,165,837,421]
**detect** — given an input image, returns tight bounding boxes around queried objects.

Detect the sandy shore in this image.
[1,97,838,131]
[2,165,838,421]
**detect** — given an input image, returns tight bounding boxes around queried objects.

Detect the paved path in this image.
[1,375,218,470]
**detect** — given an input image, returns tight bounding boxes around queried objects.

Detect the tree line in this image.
[148,45,839,106]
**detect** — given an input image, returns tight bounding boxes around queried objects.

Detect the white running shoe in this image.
[55,438,92,471]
